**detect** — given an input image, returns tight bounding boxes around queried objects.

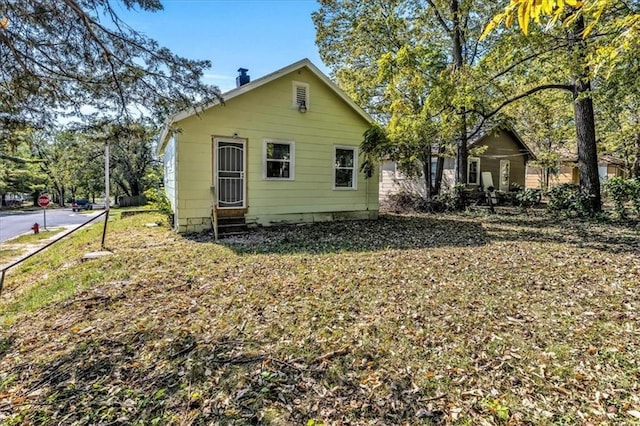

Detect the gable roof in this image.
[555,148,625,165]
[470,126,536,161]
[158,58,373,154]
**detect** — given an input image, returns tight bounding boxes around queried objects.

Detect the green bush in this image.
[428,184,470,212]
[603,176,630,218]
[628,179,640,215]
[604,177,640,218]
[546,183,595,217]
[143,188,173,225]
[516,188,541,210]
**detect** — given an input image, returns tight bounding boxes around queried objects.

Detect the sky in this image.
[116,0,329,93]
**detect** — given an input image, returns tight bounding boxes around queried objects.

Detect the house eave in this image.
[157,117,173,156]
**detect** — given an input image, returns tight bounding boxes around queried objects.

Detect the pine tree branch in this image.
[61,0,128,113]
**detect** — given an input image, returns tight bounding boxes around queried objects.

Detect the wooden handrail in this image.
[210,186,219,241]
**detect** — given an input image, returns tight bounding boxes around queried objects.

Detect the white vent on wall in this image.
[292,81,309,110]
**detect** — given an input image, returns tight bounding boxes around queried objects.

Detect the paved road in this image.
[0,208,105,243]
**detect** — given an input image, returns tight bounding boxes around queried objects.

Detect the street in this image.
[0,208,105,243]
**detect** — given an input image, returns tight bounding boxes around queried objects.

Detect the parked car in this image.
[72,199,93,212]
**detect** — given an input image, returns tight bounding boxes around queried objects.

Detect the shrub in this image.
[143,188,173,225]
[546,183,595,217]
[450,183,469,211]
[603,177,640,218]
[509,182,523,192]
[628,179,640,215]
[430,192,457,212]
[386,191,426,212]
[516,188,541,210]
[603,176,630,218]
[386,185,469,213]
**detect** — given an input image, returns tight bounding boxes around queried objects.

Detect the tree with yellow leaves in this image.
[483,0,638,59]
[480,0,639,211]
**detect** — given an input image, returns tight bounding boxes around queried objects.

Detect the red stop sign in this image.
[38,194,50,207]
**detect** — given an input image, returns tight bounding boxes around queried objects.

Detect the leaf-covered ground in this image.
[0,212,639,425]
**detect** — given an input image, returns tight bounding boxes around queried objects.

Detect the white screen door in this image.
[216,139,246,208]
[499,160,511,191]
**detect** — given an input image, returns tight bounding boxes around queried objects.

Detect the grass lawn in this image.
[7,228,64,245]
[0,249,23,264]
[0,211,638,425]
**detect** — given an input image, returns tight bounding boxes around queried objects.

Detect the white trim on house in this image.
[158,58,373,155]
[213,137,247,209]
[333,145,358,190]
[468,156,480,185]
[263,139,295,180]
[163,134,178,229]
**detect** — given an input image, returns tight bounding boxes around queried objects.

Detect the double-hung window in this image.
[264,140,294,180]
[334,146,357,189]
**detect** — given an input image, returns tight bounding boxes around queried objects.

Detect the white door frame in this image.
[214,137,247,209]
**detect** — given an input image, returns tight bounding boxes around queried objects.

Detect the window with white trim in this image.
[264,139,294,180]
[292,81,309,110]
[468,157,480,185]
[334,146,357,189]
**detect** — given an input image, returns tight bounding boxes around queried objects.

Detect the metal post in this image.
[43,206,47,230]
[101,139,110,250]
[105,140,110,214]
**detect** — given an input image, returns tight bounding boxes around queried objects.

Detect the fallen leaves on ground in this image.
[0,212,638,425]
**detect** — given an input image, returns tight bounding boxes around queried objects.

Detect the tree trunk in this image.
[543,167,550,191]
[573,81,601,210]
[115,177,131,197]
[59,185,66,207]
[51,183,61,205]
[570,15,601,212]
[422,145,433,199]
[456,114,468,184]
[434,152,445,195]
[450,0,468,184]
[130,179,141,197]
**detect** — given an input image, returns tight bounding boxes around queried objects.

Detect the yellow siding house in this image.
[158,59,378,234]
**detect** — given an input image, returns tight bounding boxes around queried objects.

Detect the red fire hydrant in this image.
[32,223,39,234]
